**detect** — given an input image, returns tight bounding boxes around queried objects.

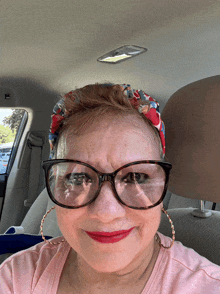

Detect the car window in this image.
[0,109,26,174]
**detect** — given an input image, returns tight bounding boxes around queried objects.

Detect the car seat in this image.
[159,75,220,266]
[1,76,220,266]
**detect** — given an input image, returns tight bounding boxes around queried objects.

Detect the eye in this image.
[122,172,149,184]
[65,173,92,186]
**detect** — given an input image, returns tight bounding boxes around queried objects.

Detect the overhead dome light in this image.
[97,45,148,64]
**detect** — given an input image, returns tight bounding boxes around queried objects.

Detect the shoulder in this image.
[0,237,70,293]
[159,232,219,270]
[155,232,220,293]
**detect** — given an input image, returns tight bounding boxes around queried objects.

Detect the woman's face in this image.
[56,115,162,273]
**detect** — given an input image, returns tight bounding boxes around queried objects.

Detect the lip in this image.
[85,227,135,244]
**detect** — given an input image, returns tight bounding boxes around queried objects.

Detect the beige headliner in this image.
[1,0,220,108]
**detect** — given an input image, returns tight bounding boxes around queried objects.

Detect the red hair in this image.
[56,83,163,158]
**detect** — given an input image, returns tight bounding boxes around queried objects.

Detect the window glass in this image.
[0,109,26,174]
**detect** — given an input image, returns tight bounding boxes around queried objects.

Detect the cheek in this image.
[137,206,162,240]
[55,207,84,244]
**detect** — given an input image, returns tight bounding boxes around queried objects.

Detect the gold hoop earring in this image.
[40,206,65,245]
[156,208,175,249]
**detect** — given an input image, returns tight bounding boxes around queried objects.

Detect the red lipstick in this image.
[85,227,135,243]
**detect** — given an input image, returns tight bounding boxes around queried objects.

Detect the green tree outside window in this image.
[0,125,15,144]
[2,109,25,133]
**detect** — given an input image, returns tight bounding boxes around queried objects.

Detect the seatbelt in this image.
[24,133,44,208]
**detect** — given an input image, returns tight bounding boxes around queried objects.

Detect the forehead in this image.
[57,115,161,171]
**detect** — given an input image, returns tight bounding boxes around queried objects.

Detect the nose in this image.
[88,180,126,222]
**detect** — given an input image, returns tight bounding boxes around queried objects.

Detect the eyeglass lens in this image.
[48,162,166,208]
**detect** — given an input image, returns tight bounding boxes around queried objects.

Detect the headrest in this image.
[162,75,220,203]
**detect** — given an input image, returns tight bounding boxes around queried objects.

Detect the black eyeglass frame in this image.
[42,159,172,210]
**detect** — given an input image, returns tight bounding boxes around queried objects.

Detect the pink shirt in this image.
[0,232,219,294]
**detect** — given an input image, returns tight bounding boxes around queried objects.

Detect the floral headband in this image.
[49,84,165,159]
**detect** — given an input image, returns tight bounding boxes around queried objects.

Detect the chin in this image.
[79,247,139,274]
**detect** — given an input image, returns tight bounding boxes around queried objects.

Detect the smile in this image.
[85,227,135,244]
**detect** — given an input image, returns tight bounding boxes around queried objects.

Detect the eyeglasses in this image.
[42,159,172,210]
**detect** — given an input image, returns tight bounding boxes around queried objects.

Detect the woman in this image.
[0,84,219,293]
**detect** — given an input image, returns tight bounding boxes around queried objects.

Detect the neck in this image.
[65,236,160,292]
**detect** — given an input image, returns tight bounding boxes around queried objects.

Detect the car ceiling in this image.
[1,0,220,109]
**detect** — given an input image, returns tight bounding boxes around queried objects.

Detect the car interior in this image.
[0,0,220,266]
